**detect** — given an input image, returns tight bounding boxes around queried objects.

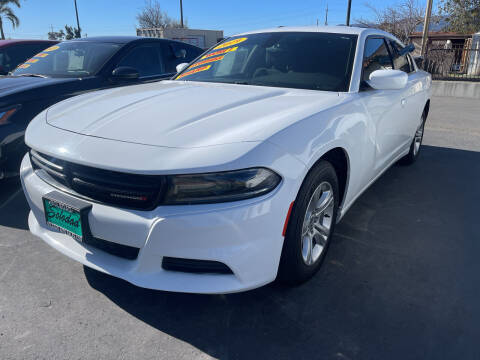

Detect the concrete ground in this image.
[0,96,479,360]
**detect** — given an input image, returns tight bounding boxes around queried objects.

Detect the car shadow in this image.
[83,145,480,358]
[0,178,29,230]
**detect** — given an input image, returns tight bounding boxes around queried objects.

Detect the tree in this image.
[48,29,65,41]
[137,0,185,29]
[0,0,20,40]
[356,0,437,43]
[439,0,480,33]
[64,24,81,39]
[47,25,81,41]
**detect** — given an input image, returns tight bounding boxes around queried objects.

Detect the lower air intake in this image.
[162,257,233,274]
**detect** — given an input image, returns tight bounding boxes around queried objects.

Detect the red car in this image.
[0,40,59,75]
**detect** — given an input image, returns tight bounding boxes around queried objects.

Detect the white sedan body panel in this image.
[21,26,432,293]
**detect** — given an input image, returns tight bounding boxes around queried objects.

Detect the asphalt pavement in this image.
[0,96,479,360]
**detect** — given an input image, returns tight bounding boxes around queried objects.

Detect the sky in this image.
[3,0,438,39]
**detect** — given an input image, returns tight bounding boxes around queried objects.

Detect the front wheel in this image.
[278,161,339,285]
[400,112,426,165]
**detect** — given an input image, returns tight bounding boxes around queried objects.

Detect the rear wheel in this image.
[400,112,426,165]
[278,161,339,285]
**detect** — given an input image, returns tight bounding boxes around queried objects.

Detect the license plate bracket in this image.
[42,191,92,242]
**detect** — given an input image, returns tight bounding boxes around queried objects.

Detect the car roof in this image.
[67,36,179,44]
[236,25,396,39]
[0,39,58,47]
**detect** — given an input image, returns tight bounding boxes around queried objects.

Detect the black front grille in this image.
[84,237,140,260]
[162,257,233,274]
[30,150,164,210]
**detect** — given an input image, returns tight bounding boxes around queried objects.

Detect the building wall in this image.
[137,28,224,49]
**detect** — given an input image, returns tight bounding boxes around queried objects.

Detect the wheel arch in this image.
[305,146,351,210]
[424,99,430,118]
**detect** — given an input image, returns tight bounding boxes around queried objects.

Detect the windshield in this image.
[12,42,121,78]
[174,32,357,92]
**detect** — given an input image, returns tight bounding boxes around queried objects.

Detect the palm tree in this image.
[0,0,20,40]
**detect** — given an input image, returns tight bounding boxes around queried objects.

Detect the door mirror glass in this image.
[367,69,408,90]
[111,66,139,80]
[176,63,189,73]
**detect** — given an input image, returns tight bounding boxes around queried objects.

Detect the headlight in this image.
[0,106,20,125]
[163,167,281,204]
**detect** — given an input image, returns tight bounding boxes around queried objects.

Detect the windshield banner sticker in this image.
[177,65,212,80]
[17,64,30,69]
[44,45,60,52]
[26,58,39,63]
[35,53,49,58]
[201,46,238,59]
[191,55,224,68]
[214,37,247,50]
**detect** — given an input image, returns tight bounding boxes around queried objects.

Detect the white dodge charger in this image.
[21,26,431,293]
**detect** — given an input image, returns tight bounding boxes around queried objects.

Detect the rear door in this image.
[359,36,407,175]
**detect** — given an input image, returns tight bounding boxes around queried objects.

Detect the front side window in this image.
[117,44,164,77]
[174,32,357,92]
[362,37,393,82]
[389,40,412,73]
[12,42,121,78]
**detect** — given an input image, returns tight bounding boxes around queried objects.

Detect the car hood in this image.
[46,80,349,148]
[0,76,74,96]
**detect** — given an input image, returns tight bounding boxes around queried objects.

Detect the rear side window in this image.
[362,37,393,82]
[388,40,412,73]
[117,44,165,77]
[163,42,203,73]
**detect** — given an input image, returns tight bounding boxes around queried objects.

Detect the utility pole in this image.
[74,0,81,37]
[325,3,329,26]
[421,0,433,57]
[180,0,184,28]
[346,0,352,26]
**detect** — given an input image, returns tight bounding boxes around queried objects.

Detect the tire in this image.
[399,111,426,165]
[278,160,339,285]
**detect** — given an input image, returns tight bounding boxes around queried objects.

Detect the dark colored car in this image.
[0,39,59,75]
[0,36,203,180]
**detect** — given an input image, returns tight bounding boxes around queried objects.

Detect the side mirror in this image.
[367,69,408,90]
[111,66,139,81]
[176,63,189,73]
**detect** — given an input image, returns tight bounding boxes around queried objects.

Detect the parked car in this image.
[0,39,58,75]
[21,27,431,294]
[0,36,203,180]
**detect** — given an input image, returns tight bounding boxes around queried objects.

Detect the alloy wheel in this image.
[301,181,335,265]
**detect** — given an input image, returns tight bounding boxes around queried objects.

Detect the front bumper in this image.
[21,154,296,294]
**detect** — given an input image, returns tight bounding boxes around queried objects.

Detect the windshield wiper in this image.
[234,81,250,85]
[16,73,48,78]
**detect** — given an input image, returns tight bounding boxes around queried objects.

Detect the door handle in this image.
[401,98,407,107]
